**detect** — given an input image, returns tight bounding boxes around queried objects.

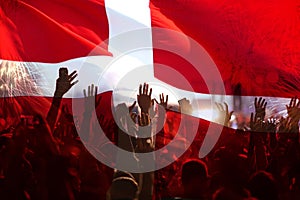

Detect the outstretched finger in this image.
[254,97,257,108]
[149,88,152,97]
[88,85,91,96]
[95,86,101,105]
[229,111,234,118]
[143,83,146,94]
[153,98,159,104]
[91,84,94,97]
[290,97,294,107]
[263,102,267,109]
[139,84,142,95]
[261,98,265,107]
[151,99,155,106]
[214,102,219,110]
[224,102,229,112]
[146,84,149,95]
[292,97,296,107]
[69,73,78,83]
[215,103,221,111]
[218,103,224,112]
[94,86,98,96]
[129,101,136,112]
[166,95,168,104]
[68,70,77,79]
[258,97,262,107]
[70,80,79,87]
[83,89,87,98]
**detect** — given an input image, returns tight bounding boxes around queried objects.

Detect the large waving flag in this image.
[1,0,299,160]
[1,0,300,198]
[1,0,299,99]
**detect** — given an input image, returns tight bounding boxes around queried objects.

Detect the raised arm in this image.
[46,68,78,131]
[286,97,300,128]
[137,83,153,114]
[80,84,101,143]
[215,102,233,127]
[254,97,267,120]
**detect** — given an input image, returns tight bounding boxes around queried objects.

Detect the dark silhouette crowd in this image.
[1,68,300,200]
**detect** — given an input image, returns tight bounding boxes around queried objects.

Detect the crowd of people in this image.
[0,67,300,200]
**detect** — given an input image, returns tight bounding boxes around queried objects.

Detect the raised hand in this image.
[159,93,168,109]
[54,68,78,97]
[250,112,264,132]
[254,97,267,120]
[286,97,300,124]
[215,102,233,126]
[137,83,153,113]
[47,68,78,130]
[178,98,192,114]
[264,118,278,133]
[83,84,102,114]
[278,117,292,133]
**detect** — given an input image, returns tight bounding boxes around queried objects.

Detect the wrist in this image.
[54,90,63,98]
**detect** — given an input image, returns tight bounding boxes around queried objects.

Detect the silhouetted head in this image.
[248,171,278,200]
[181,159,209,198]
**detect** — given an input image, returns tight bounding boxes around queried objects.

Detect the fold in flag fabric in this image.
[150,0,300,97]
[0,0,110,63]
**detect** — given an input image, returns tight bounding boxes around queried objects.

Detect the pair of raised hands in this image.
[249,96,300,132]
[249,97,275,132]
[137,83,168,113]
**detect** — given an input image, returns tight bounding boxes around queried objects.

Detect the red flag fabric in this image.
[150,0,300,98]
[0,0,110,63]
